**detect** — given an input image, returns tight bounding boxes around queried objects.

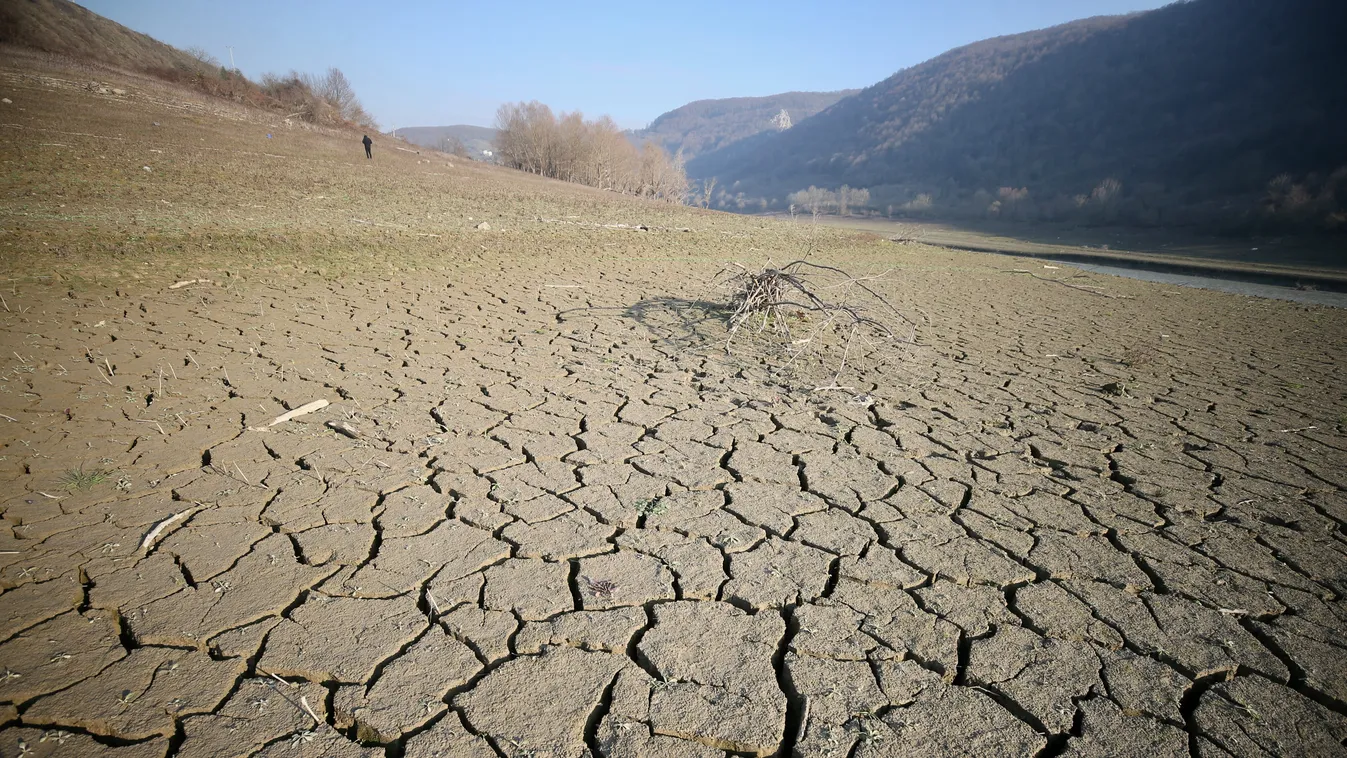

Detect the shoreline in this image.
[770,213,1347,291]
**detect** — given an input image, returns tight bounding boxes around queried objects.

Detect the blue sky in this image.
[82,0,1169,131]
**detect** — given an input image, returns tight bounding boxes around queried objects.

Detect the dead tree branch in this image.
[713,259,916,391]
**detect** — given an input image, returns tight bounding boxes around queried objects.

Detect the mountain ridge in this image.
[629,89,858,159]
[688,0,1347,230]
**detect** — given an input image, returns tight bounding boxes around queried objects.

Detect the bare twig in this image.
[711,259,914,389]
[299,695,322,726]
[257,668,296,688]
[126,416,168,435]
[716,259,912,346]
[140,507,199,552]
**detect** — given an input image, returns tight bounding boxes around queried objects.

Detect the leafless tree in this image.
[184,46,219,68]
[493,101,689,202]
[299,67,377,127]
[849,187,870,214]
[443,136,469,158]
[700,177,718,209]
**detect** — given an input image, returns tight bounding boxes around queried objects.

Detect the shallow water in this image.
[1056,261,1347,308]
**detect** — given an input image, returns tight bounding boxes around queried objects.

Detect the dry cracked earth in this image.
[2,58,1347,758]
[1,253,1345,758]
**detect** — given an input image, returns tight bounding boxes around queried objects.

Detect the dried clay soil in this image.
[1,56,1346,758]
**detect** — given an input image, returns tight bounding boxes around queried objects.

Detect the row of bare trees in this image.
[787,184,871,217]
[494,101,689,203]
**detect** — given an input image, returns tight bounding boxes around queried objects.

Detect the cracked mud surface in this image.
[2,59,1347,757]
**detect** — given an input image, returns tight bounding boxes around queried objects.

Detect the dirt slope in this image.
[1,55,1346,758]
[0,0,201,72]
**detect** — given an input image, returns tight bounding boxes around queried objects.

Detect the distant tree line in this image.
[153,48,378,129]
[715,168,1347,234]
[494,101,689,203]
[787,185,871,217]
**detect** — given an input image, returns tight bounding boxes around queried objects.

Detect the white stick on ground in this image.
[140,507,199,552]
[299,695,322,726]
[267,399,329,426]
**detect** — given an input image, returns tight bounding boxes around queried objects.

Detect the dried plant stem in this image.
[299,695,321,726]
[140,507,199,552]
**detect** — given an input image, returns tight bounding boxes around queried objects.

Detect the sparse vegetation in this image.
[633,498,668,517]
[156,65,378,128]
[493,102,689,203]
[60,466,110,492]
[0,0,375,129]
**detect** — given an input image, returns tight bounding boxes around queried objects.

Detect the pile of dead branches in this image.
[714,259,916,389]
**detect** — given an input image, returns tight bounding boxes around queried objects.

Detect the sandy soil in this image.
[1,57,1346,758]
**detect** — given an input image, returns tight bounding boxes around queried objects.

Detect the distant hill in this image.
[631,90,857,159]
[689,0,1347,231]
[395,125,498,158]
[0,0,201,71]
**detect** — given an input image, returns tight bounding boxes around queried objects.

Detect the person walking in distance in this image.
[362,134,373,159]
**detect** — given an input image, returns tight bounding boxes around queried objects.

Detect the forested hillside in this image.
[632,90,855,159]
[689,0,1347,231]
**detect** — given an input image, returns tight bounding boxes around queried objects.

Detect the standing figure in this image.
[362,134,372,159]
